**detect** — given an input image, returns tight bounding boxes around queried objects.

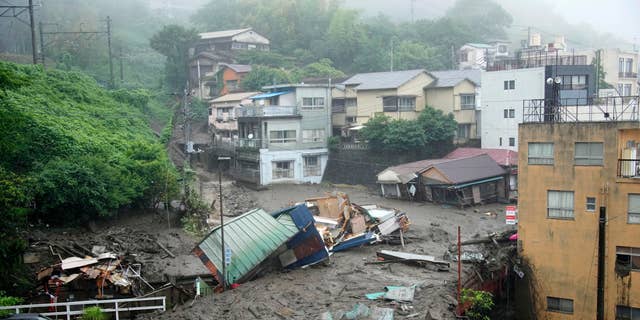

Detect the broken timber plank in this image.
[155,240,176,258]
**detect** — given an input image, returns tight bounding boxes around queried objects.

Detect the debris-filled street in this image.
[145,181,516,319]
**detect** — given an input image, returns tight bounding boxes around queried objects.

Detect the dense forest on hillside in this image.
[0,61,179,293]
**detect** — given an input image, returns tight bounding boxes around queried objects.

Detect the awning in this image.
[348,125,365,131]
[450,176,504,189]
[250,91,291,100]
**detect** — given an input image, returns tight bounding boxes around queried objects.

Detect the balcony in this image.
[237,105,299,117]
[619,72,638,79]
[523,96,640,123]
[618,159,640,178]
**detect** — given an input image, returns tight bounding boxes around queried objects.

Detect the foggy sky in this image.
[344,0,639,45]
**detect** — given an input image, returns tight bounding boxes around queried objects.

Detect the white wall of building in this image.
[480,68,545,151]
[259,149,329,185]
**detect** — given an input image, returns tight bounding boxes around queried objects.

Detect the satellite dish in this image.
[248,133,254,139]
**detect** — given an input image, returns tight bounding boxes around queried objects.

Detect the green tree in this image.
[324,9,366,71]
[461,288,494,320]
[393,41,443,71]
[417,106,458,145]
[292,58,346,81]
[382,119,427,151]
[240,65,292,91]
[591,55,612,90]
[150,25,199,91]
[359,114,392,150]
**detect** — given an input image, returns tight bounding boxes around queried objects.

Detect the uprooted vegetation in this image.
[0,61,179,294]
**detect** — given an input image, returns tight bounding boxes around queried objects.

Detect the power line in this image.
[0,0,37,64]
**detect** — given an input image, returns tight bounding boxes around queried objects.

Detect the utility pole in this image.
[28,0,36,64]
[390,38,394,72]
[0,0,38,64]
[451,45,455,69]
[38,21,45,66]
[39,18,114,85]
[106,16,114,88]
[119,47,124,84]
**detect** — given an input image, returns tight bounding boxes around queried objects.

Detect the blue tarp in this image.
[250,91,291,100]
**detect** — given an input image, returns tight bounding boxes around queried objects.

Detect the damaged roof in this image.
[194,208,297,286]
[445,147,518,167]
[422,154,506,185]
[377,159,449,184]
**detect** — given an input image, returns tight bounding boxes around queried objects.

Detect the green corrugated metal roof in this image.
[276,213,299,233]
[196,208,298,285]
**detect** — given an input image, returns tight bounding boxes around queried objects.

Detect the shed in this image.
[376,159,448,199]
[193,208,298,287]
[420,154,507,206]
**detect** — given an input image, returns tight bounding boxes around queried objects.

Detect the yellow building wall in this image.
[425,79,478,139]
[354,72,434,124]
[518,122,640,319]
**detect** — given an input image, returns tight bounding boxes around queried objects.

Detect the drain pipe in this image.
[596,207,606,320]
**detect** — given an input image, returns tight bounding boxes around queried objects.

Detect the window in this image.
[457,124,471,139]
[382,96,398,112]
[345,98,357,107]
[616,247,640,273]
[303,156,320,177]
[628,194,640,224]
[626,58,633,73]
[560,75,587,90]
[269,130,297,144]
[547,297,573,314]
[272,161,294,179]
[504,109,515,118]
[398,97,416,111]
[509,137,515,147]
[618,84,625,95]
[528,143,554,165]
[620,58,626,73]
[460,94,475,109]
[547,190,574,219]
[226,79,238,91]
[586,197,596,212]
[302,97,325,109]
[208,107,213,116]
[574,142,603,165]
[460,51,468,62]
[247,44,256,50]
[504,80,515,90]
[302,129,325,143]
[346,116,356,123]
[624,84,632,96]
[616,305,640,319]
[499,137,503,146]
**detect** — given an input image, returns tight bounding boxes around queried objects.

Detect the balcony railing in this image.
[523,96,640,123]
[238,105,298,117]
[618,159,640,178]
[619,72,638,79]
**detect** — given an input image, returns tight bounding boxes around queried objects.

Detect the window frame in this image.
[616,246,640,273]
[460,94,475,110]
[303,156,321,177]
[398,96,416,111]
[547,296,574,314]
[302,129,326,143]
[586,197,596,212]
[301,97,325,110]
[628,194,640,224]
[272,161,294,179]
[509,137,515,147]
[382,96,398,112]
[528,142,554,165]
[547,190,575,220]
[574,142,604,166]
[269,130,297,144]
[616,304,640,319]
[503,80,515,90]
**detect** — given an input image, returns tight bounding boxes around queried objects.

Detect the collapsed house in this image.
[193,193,409,289]
[377,154,508,207]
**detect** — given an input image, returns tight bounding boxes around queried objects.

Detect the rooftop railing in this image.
[523,96,639,123]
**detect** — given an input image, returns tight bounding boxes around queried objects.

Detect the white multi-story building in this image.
[481,64,598,151]
[480,67,545,151]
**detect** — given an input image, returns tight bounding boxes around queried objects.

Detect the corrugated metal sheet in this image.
[195,208,297,285]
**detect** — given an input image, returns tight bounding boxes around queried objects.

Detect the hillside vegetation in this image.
[0,61,178,292]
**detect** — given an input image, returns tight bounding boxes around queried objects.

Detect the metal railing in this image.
[0,297,166,320]
[618,159,640,178]
[238,105,298,117]
[523,96,640,123]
